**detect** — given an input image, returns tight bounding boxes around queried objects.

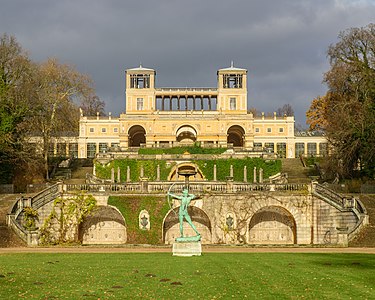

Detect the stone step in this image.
[281,159,311,183]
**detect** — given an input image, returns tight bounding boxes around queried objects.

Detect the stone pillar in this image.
[117,167,121,183]
[253,167,257,183]
[259,168,263,183]
[127,166,131,182]
[140,165,144,178]
[213,164,217,181]
[230,165,233,177]
[93,163,96,176]
[111,168,115,183]
[243,166,247,182]
[156,164,160,181]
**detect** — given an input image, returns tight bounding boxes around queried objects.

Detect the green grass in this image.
[0,253,374,299]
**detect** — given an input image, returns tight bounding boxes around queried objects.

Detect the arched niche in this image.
[79,205,127,244]
[248,206,297,244]
[139,209,150,231]
[168,163,204,181]
[227,125,245,147]
[176,125,197,144]
[163,206,212,244]
[128,125,146,147]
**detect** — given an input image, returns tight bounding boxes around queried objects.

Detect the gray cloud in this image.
[1,0,374,124]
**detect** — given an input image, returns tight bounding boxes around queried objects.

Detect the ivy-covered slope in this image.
[108,195,169,244]
[95,158,281,182]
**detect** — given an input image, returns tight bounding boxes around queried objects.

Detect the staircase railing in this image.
[312,182,368,241]
[7,182,62,245]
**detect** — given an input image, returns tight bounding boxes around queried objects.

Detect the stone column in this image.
[253,167,257,183]
[93,163,96,176]
[230,165,233,177]
[117,167,121,183]
[259,168,263,184]
[127,166,131,182]
[213,164,217,181]
[156,164,160,181]
[111,168,115,183]
[244,166,247,182]
[140,165,144,178]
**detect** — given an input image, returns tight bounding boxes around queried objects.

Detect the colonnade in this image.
[156,95,217,111]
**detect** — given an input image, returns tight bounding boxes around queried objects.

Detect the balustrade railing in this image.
[63,181,308,194]
[31,183,61,210]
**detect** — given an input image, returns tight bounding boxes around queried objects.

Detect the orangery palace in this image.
[36,64,327,159]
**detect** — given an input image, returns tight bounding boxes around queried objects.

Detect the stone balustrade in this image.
[7,180,368,246]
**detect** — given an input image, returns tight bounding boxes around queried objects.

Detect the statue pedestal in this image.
[172,241,202,257]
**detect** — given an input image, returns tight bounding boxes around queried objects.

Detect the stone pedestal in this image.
[172,241,202,256]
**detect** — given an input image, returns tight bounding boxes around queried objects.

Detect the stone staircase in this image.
[0,194,26,247]
[281,158,311,183]
[349,194,375,247]
[54,158,93,184]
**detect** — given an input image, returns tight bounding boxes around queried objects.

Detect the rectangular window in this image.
[48,143,55,157]
[99,143,108,153]
[137,98,144,110]
[267,128,272,133]
[101,128,107,133]
[110,143,120,150]
[279,128,284,133]
[265,143,274,153]
[319,143,328,156]
[57,143,66,156]
[295,143,305,158]
[277,143,286,158]
[229,97,236,110]
[255,128,260,133]
[113,127,118,133]
[69,143,78,158]
[89,128,94,133]
[87,143,96,158]
[307,143,317,157]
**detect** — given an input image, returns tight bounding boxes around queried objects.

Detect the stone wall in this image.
[162,191,360,246]
[8,182,365,246]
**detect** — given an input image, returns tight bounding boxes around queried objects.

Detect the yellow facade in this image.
[77,64,327,158]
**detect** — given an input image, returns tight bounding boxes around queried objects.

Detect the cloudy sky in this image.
[1,0,374,125]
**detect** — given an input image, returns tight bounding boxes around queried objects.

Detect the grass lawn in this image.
[0,253,374,299]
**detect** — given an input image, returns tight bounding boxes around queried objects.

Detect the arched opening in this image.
[176,125,197,144]
[227,125,245,147]
[168,163,204,181]
[248,206,296,244]
[79,206,127,244]
[128,125,146,147]
[163,206,212,244]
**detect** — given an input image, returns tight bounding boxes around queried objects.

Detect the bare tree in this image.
[80,94,105,116]
[30,58,94,179]
[276,104,294,117]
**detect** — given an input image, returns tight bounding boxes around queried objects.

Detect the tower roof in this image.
[127,64,155,72]
[218,61,247,72]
